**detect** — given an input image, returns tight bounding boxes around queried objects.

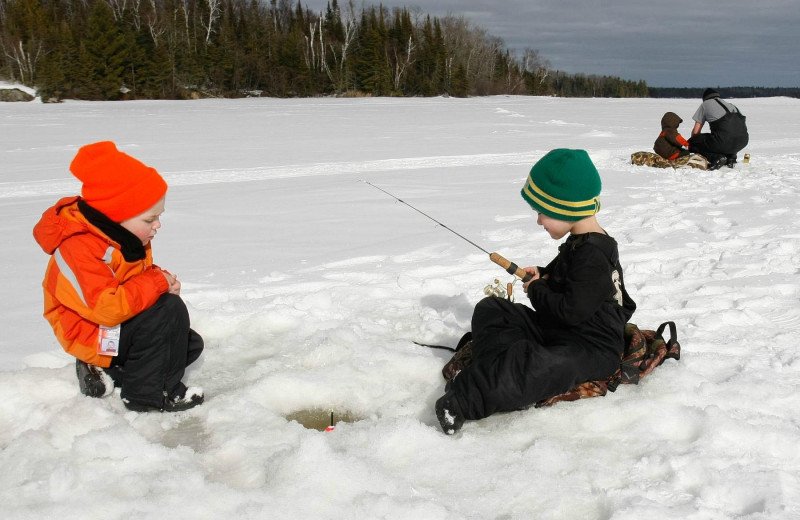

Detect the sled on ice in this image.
[631,151,708,170]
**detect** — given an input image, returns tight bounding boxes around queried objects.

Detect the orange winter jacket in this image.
[33,197,170,367]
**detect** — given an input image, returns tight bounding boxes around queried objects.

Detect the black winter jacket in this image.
[528,232,636,359]
[449,231,638,420]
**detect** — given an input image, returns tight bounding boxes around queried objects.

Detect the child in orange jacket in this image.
[33,141,204,412]
[653,111,690,160]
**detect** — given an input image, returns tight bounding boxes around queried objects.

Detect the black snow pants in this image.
[448,297,619,420]
[108,293,204,408]
[689,106,749,163]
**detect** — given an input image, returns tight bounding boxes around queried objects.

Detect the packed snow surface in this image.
[1,92,799,519]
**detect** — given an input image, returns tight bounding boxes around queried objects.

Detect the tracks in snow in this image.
[0,151,541,199]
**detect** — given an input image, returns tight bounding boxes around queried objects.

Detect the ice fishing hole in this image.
[285,408,363,431]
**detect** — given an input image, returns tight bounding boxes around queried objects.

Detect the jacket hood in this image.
[660,112,683,130]
[33,196,94,255]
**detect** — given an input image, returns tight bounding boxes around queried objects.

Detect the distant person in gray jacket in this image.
[688,88,749,170]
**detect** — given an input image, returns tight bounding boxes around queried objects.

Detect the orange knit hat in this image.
[70,141,167,222]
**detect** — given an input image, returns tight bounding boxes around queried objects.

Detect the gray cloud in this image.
[302,0,799,87]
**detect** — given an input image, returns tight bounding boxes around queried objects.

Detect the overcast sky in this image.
[301,0,799,88]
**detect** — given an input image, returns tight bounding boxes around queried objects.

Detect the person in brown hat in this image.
[653,112,691,160]
[33,141,205,412]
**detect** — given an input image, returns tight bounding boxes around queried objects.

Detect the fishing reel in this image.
[483,277,520,302]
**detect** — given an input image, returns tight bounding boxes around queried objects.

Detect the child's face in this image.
[536,212,573,240]
[120,196,165,246]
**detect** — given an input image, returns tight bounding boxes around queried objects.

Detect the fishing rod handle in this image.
[490,253,533,283]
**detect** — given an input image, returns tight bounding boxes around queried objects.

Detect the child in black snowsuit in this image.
[435,149,636,434]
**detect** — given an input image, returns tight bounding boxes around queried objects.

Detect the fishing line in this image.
[361,180,532,282]
[361,180,490,254]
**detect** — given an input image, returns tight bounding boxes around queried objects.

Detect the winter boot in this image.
[76,359,114,398]
[442,341,474,382]
[442,333,474,382]
[164,384,204,412]
[435,391,465,435]
[708,155,727,171]
[123,382,204,412]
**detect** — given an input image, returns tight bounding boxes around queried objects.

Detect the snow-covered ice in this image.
[1,91,799,519]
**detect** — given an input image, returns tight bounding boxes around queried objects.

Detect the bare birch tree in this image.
[130,0,143,31]
[323,0,357,93]
[201,0,222,46]
[146,0,165,46]
[304,20,318,70]
[392,35,415,91]
[178,0,191,48]
[105,0,127,22]
[2,39,42,85]
[521,48,551,94]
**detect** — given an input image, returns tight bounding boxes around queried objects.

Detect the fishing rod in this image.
[361,180,533,283]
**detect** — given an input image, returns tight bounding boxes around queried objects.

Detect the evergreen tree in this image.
[0,0,656,100]
[130,20,172,98]
[354,7,391,95]
[415,16,435,95]
[326,0,345,42]
[449,61,468,97]
[80,1,128,99]
[280,9,311,95]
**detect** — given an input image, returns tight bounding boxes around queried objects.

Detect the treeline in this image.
[0,0,649,101]
[650,86,800,99]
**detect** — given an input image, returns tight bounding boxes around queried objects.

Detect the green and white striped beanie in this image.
[520,149,601,221]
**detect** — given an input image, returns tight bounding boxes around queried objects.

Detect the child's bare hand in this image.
[161,271,181,295]
[168,277,181,295]
[522,266,540,291]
